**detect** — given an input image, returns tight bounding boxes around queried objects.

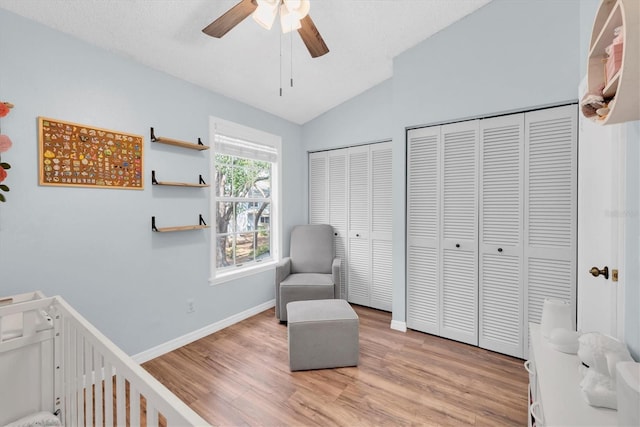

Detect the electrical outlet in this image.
[186,298,195,314]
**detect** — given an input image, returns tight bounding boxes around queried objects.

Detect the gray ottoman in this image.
[287,299,359,371]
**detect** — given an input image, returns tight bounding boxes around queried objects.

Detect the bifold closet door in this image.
[440,120,479,346]
[405,105,576,357]
[308,150,349,299]
[347,145,371,306]
[370,142,393,311]
[328,149,348,299]
[406,126,441,335]
[309,152,328,224]
[346,142,393,310]
[478,114,524,358]
[310,143,392,308]
[524,105,577,356]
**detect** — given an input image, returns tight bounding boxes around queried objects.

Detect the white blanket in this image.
[3,411,61,427]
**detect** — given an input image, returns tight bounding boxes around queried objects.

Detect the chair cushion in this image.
[278,273,335,321]
[290,224,334,274]
[287,299,358,323]
[280,273,334,287]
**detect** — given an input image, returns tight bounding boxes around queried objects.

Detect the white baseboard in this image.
[390,319,407,332]
[133,299,276,364]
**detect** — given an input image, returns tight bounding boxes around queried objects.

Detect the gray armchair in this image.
[275,224,341,322]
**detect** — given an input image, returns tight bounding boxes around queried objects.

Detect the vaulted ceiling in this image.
[0,0,491,124]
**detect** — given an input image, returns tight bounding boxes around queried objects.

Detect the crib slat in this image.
[116,374,126,427]
[53,308,63,419]
[94,348,103,427]
[41,338,54,420]
[67,320,78,427]
[84,339,93,427]
[130,383,140,427]
[104,361,113,427]
[76,331,84,427]
[148,405,159,427]
[63,318,70,426]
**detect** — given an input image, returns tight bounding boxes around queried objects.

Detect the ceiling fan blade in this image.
[297,14,329,58]
[202,0,258,38]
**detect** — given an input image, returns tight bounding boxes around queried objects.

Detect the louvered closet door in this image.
[524,105,577,356]
[309,151,328,224]
[370,142,393,311]
[479,114,524,358]
[406,127,441,334]
[440,120,479,346]
[348,145,370,306]
[328,148,348,299]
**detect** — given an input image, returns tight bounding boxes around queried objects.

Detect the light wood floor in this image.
[142,305,528,426]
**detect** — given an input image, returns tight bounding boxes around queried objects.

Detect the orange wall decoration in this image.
[38,117,144,189]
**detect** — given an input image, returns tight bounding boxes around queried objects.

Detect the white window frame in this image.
[209,116,282,285]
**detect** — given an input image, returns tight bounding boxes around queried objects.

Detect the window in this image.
[210,117,281,283]
[215,153,271,268]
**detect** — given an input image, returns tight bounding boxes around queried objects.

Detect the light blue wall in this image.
[302,79,393,220]
[390,0,581,323]
[580,0,600,77]
[392,0,580,128]
[303,79,393,151]
[3,0,634,359]
[0,9,305,355]
[302,0,585,324]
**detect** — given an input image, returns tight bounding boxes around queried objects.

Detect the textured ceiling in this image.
[0,0,491,124]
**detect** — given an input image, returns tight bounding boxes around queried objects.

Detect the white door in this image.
[309,151,327,224]
[478,114,525,358]
[440,120,479,346]
[407,126,441,334]
[370,142,393,311]
[524,105,578,355]
[328,148,349,299]
[577,107,619,336]
[348,145,370,306]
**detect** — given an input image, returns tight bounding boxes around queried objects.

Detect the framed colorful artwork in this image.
[38,117,144,189]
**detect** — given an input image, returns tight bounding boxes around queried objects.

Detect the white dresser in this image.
[527,323,617,426]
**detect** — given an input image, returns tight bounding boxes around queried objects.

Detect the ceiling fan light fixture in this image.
[252,0,279,30]
[283,0,310,19]
[279,1,306,33]
[203,0,328,58]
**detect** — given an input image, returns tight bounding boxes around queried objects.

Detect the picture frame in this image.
[38,117,144,189]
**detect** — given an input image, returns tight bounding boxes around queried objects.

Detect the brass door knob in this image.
[589,266,609,280]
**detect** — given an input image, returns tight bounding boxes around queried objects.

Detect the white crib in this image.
[0,291,209,426]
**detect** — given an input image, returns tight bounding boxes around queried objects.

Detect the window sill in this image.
[210,260,277,285]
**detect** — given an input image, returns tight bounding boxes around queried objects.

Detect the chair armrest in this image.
[276,257,291,284]
[275,257,291,320]
[332,257,341,299]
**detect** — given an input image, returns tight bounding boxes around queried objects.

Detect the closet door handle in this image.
[498,248,503,253]
[455,243,460,248]
[334,232,338,236]
[356,233,360,237]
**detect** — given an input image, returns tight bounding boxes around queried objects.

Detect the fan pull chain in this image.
[290,30,294,88]
[279,29,283,97]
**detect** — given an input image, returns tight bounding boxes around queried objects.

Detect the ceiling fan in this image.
[202,0,329,58]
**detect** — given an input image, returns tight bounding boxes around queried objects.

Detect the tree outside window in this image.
[215,154,272,269]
